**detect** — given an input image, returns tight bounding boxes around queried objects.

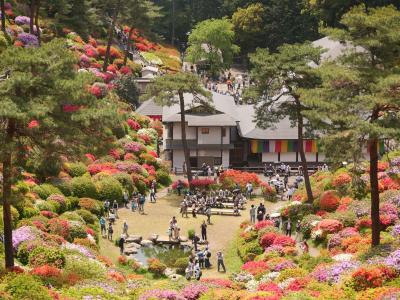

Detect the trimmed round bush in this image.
[76,209,98,225]
[33,184,62,200]
[319,190,340,212]
[60,211,85,223]
[78,198,102,216]
[0,206,20,230]
[47,194,67,213]
[71,176,98,199]
[65,196,80,210]
[95,177,123,202]
[5,273,52,300]
[49,178,72,196]
[28,246,66,268]
[69,221,88,241]
[21,207,40,219]
[113,172,134,194]
[66,162,88,177]
[156,170,172,186]
[174,257,189,275]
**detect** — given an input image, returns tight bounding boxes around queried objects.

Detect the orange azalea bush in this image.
[318,219,343,234]
[241,261,270,276]
[351,266,397,291]
[319,190,340,212]
[332,173,352,187]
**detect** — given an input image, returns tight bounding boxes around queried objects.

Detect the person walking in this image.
[131,194,137,212]
[181,200,188,218]
[284,174,289,190]
[138,193,146,214]
[100,216,106,237]
[295,220,301,241]
[177,180,184,196]
[205,206,211,225]
[245,182,253,199]
[250,205,256,223]
[107,223,114,241]
[150,180,157,203]
[217,251,226,272]
[122,221,128,236]
[286,219,292,236]
[118,234,125,255]
[201,220,207,241]
[197,251,205,269]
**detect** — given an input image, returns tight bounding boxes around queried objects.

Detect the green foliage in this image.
[0,206,20,230]
[60,211,85,223]
[71,176,98,199]
[33,184,62,200]
[66,196,80,210]
[5,274,52,300]
[237,239,263,261]
[147,258,167,277]
[187,229,195,240]
[64,255,106,280]
[69,222,88,241]
[95,177,123,202]
[76,209,98,225]
[294,253,333,271]
[155,170,172,186]
[113,172,134,195]
[186,18,239,76]
[28,246,66,268]
[328,210,357,227]
[174,257,189,275]
[48,178,73,197]
[21,207,40,219]
[66,162,88,177]
[114,75,140,108]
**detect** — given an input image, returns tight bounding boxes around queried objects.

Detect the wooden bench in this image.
[186,208,241,216]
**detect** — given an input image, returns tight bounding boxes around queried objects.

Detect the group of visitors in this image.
[185,248,225,280]
[180,188,246,219]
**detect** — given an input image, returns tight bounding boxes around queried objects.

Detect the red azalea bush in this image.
[200,278,233,288]
[379,177,400,191]
[318,219,343,234]
[286,277,311,292]
[31,264,62,278]
[260,232,278,248]
[191,178,216,189]
[261,182,276,199]
[107,271,125,282]
[254,220,274,231]
[257,282,283,296]
[351,266,397,291]
[85,153,96,162]
[332,173,352,187]
[40,211,58,219]
[47,218,70,239]
[241,261,270,276]
[127,119,141,130]
[272,236,296,247]
[319,190,340,212]
[356,218,372,230]
[220,169,261,189]
[88,162,117,175]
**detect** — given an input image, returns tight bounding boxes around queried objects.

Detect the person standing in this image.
[107,223,114,241]
[131,194,137,212]
[139,193,145,214]
[204,247,211,269]
[284,174,289,190]
[217,251,226,272]
[246,182,253,199]
[295,220,302,241]
[192,234,200,251]
[205,206,211,225]
[122,221,128,236]
[286,219,292,236]
[201,220,207,241]
[207,165,212,178]
[181,200,188,218]
[194,261,202,280]
[177,180,183,196]
[150,185,156,203]
[118,234,125,255]
[99,216,106,237]
[123,191,129,208]
[104,200,110,217]
[250,205,256,224]
[112,200,119,218]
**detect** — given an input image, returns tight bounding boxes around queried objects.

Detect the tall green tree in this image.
[301,5,400,246]
[0,39,119,268]
[244,43,324,204]
[186,18,239,77]
[143,73,211,185]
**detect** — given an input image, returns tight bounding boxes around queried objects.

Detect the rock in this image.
[180,241,193,248]
[164,268,175,276]
[169,274,183,281]
[179,236,188,242]
[140,239,153,247]
[148,234,159,241]
[124,248,138,255]
[125,235,142,243]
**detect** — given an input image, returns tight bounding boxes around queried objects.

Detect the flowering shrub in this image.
[220,169,261,189]
[191,178,216,189]
[17,33,39,47]
[127,119,141,130]
[356,217,372,230]
[242,261,270,276]
[90,82,108,98]
[63,242,95,258]
[260,232,278,248]
[15,16,30,25]
[12,226,37,250]
[254,220,274,231]
[48,218,70,239]
[332,173,352,187]
[171,180,189,190]
[124,141,146,154]
[107,271,125,282]
[272,236,295,247]
[318,219,343,234]
[147,258,167,277]
[319,191,340,212]
[139,289,185,300]
[351,266,397,290]
[200,278,233,288]
[180,283,209,300]
[88,162,117,175]
[28,246,66,268]
[31,264,62,280]
[261,182,276,200]
[384,249,400,271]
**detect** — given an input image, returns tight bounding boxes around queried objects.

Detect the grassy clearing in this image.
[224,231,243,274]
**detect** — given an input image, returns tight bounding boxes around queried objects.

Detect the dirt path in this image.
[99,190,285,278]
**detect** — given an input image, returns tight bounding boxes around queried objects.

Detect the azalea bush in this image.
[351,266,397,290]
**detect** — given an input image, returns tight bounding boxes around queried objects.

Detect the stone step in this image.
[125,235,142,243]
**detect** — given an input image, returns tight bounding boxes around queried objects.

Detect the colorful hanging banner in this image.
[249,139,319,154]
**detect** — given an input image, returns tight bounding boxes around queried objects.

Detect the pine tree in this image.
[244,43,324,204]
[144,73,211,186]
[0,39,119,268]
[301,5,400,246]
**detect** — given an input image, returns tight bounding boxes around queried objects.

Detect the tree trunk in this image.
[171,0,175,46]
[123,27,135,66]
[35,0,40,45]
[102,9,118,72]
[179,91,193,186]
[295,97,313,203]
[3,119,15,269]
[0,0,6,34]
[29,0,35,34]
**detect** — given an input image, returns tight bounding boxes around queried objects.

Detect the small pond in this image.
[133,244,191,267]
